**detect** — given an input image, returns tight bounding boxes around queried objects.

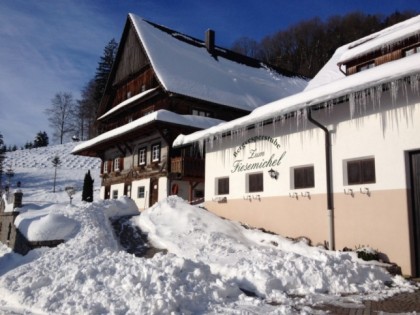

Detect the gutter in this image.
[307,108,335,250]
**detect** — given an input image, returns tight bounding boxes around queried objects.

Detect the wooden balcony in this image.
[171,157,204,179]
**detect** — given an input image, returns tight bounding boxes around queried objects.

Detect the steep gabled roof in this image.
[128,13,307,112]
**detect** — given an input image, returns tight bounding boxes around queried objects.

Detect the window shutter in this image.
[108,160,112,173]
[120,157,124,171]
[101,161,104,174]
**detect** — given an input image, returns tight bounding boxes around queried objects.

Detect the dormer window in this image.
[192,109,212,117]
[357,61,375,72]
[405,45,420,57]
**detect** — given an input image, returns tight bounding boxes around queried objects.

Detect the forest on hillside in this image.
[231,11,418,78]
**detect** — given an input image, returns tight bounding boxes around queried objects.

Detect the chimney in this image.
[205,29,215,53]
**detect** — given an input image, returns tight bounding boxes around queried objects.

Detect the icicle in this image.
[390,80,398,106]
[410,74,420,95]
[349,92,356,119]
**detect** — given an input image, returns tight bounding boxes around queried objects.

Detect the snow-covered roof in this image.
[98,88,157,120]
[174,53,420,147]
[128,13,308,111]
[338,15,420,65]
[174,16,420,147]
[72,110,224,154]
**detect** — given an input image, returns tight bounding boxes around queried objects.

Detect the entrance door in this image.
[104,186,111,200]
[149,178,159,207]
[409,151,420,275]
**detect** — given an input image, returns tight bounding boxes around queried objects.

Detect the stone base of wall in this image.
[0,212,64,255]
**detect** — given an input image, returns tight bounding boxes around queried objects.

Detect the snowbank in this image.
[136,197,413,303]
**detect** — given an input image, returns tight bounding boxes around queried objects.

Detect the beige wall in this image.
[205,188,413,275]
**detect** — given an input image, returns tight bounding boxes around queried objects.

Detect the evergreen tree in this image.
[82,170,94,202]
[33,131,49,148]
[95,38,118,103]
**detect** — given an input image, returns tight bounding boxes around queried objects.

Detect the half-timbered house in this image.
[72,13,307,210]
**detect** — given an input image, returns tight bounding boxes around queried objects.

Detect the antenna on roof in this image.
[205,29,215,53]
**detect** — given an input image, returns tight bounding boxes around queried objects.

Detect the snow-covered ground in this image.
[0,143,417,314]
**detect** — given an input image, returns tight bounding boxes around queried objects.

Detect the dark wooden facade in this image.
[73,15,285,206]
[340,34,420,75]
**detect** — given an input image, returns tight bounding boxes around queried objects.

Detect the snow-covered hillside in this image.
[2,142,101,205]
[0,143,417,314]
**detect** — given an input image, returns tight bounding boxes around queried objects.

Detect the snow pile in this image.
[0,144,417,314]
[136,197,412,301]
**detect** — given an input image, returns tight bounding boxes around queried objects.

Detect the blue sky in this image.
[0,0,418,147]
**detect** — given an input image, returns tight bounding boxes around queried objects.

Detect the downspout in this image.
[307,108,335,250]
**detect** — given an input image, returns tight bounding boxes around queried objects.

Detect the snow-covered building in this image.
[174,15,420,276]
[72,14,307,209]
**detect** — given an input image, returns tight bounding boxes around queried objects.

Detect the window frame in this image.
[103,160,108,174]
[346,157,376,185]
[138,147,147,166]
[293,165,315,189]
[137,186,145,199]
[112,190,118,199]
[216,177,229,195]
[357,61,375,72]
[113,157,120,172]
[247,172,264,193]
[151,143,161,163]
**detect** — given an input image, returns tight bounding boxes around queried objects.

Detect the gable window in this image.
[151,143,161,162]
[248,173,263,193]
[138,147,147,166]
[137,186,145,199]
[357,61,375,72]
[346,158,376,185]
[293,166,315,189]
[216,177,229,195]
[112,190,118,199]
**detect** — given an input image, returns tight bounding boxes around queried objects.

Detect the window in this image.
[405,45,420,57]
[357,61,375,72]
[248,173,263,193]
[347,158,376,185]
[103,161,108,173]
[151,143,161,162]
[192,109,211,117]
[137,186,145,198]
[138,147,147,166]
[127,91,132,99]
[112,190,118,199]
[294,166,315,189]
[217,177,229,195]
[114,157,121,171]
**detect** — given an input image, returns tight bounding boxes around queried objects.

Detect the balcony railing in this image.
[171,157,204,178]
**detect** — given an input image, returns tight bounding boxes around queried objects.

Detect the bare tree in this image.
[45,92,76,144]
[51,155,61,193]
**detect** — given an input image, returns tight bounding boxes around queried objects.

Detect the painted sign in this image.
[231,136,286,173]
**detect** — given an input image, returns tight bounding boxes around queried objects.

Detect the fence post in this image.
[13,190,23,209]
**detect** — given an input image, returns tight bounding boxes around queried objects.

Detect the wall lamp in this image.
[268,168,279,180]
